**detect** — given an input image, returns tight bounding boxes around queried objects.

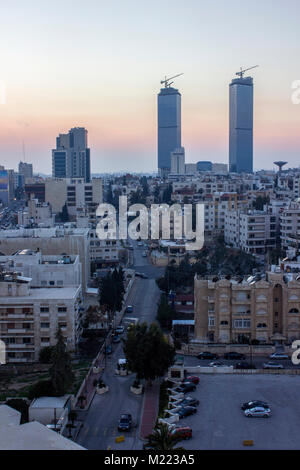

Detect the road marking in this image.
[94,426,99,436]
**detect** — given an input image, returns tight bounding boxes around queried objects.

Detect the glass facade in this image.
[158,87,181,175]
[229,77,253,173]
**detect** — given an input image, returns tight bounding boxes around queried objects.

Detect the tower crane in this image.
[161,73,184,88]
[236,65,259,79]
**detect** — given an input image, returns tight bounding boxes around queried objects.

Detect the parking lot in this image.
[176,374,300,450]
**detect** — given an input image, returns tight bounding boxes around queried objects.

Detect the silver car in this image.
[244,406,271,418]
[269,352,289,359]
[263,362,284,369]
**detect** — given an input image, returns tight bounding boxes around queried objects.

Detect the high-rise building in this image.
[18,161,33,179]
[157,87,181,177]
[52,127,91,182]
[229,76,254,173]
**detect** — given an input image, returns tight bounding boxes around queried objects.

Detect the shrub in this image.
[28,380,55,399]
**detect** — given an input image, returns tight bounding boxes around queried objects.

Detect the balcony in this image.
[7,329,33,334]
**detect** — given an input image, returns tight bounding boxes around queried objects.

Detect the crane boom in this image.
[161,73,184,88]
[236,65,259,79]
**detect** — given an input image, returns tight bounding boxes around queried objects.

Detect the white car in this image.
[209,361,224,367]
[269,352,289,359]
[244,406,271,418]
[137,242,143,246]
[115,326,125,335]
[263,362,284,369]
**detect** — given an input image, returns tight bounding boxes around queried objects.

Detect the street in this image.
[76,240,163,449]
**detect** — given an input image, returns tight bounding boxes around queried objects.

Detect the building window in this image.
[40,307,49,313]
[41,322,50,329]
[58,307,67,313]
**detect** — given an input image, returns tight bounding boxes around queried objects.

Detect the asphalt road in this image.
[76,240,163,450]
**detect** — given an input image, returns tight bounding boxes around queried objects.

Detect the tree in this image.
[61,203,69,222]
[28,380,55,399]
[144,423,184,450]
[49,327,75,396]
[156,295,175,330]
[39,346,55,364]
[123,322,175,382]
[99,268,125,328]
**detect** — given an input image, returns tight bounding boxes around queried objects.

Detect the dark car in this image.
[118,413,132,431]
[235,362,256,370]
[169,427,192,440]
[176,397,199,407]
[197,352,219,360]
[241,400,269,411]
[177,406,197,419]
[105,345,112,355]
[182,376,200,385]
[224,352,246,360]
[112,335,121,343]
[125,305,134,313]
[175,382,196,393]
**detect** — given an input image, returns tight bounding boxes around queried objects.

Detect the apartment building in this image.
[225,209,276,256]
[0,273,82,363]
[18,197,55,228]
[0,227,90,290]
[194,268,300,344]
[0,250,82,288]
[280,201,300,252]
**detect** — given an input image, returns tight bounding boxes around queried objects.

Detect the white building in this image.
[170,148,185,175]
[0,273,82,362]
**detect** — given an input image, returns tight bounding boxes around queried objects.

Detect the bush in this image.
[28,380,55,399]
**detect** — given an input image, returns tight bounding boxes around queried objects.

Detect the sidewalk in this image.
[139,379,160,440]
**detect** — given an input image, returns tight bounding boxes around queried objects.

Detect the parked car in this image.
[241,400,269,410]
[115,326,125,335]
[142,251,147,257]
[197,352,219,360]
[135,272,148,279]
[263,362,284,369]
[137,242,143,246]
[209,361,225,367]
[169,426,192,440]
[125,305,134,313]
[224,352,246,360]
[235,362,256,370]
[112,335,121,343]
[269,352,289,359]
[118,414,132,431]
[175,382,196,393]
[105,345,112,355]
[182,376,200,385]
[176,397,199,407]
[177,406,197,419]
[244,407,271,418]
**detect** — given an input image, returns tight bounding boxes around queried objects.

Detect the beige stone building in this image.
[194,270,300,344]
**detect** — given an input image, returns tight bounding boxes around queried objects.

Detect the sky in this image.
[0,0,299,174]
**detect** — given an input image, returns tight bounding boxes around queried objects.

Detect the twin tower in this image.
[157,74,254,175]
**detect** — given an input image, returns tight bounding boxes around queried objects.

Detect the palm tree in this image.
[144,423,184,451]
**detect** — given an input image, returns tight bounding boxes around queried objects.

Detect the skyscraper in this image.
[52,127,91,182]
[157,86,181,177]
[229,76,254,173]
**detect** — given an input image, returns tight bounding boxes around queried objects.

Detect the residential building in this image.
[0,273,82,362]
[194,269,300,344]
